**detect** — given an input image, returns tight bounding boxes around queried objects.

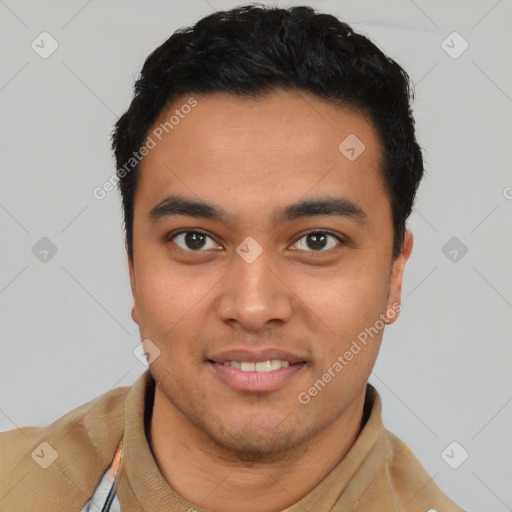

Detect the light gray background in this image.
[1,0,511,510]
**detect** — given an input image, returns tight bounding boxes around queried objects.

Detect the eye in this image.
[290,231,344,252]
[168,230,222,252]
[166,229,345,254]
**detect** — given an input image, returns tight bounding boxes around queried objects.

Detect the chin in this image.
[199,413,318,462]
[153,371,321,459]
[207,428,308,462]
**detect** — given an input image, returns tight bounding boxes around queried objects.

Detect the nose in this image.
[216,246,294,331]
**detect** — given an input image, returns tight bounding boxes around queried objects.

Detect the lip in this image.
[207,347,308,364]
[208,360,307,392]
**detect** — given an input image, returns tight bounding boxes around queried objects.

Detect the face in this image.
[128,89,412,457]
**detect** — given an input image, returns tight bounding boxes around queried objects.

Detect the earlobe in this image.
[385,229,413,325]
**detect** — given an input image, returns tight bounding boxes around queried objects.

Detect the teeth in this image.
[223,360,292,372]
[255,361,272,372]
[270,359,282,370]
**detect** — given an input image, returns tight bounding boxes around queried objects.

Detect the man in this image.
[0,4,464,511]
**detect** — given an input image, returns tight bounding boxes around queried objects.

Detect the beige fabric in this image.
[0,370,464,511]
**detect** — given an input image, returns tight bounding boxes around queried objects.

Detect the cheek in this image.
[133,257,217,341]
[291,261,390,383]
[295,259,390,335]
[133,262,184,337]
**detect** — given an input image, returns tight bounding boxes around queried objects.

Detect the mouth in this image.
[207,353,308,392]
[218,359,297,372]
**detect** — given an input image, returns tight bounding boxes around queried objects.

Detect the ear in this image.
[127,243,140,325]
[385,229,413,325]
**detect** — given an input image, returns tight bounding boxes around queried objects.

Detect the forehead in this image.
[136,90,387,221]
[149,89,379,157]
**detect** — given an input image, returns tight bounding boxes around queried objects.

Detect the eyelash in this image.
[165,229,346,253]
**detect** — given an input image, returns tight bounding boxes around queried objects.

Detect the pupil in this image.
[308,233,327,250]
[186,232,206,250]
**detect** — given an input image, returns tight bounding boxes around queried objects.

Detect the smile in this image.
[208,360,307,392]
[221,360,292,372]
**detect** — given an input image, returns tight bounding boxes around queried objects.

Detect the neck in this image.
[147,387,366,512]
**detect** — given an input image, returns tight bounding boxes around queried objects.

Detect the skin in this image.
[128,89,413,512]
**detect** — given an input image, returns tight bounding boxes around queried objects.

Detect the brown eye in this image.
[291,231,343,252]
[169,231,222,252]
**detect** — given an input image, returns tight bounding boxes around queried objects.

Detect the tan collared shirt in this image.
[0,370,464,511]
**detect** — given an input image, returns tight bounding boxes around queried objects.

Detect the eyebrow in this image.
[148,194,367,227]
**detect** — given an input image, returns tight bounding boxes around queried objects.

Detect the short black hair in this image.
[111,3,424,261]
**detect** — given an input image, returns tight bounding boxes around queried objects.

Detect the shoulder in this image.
[383,429,465,511]
[0,384,130,511]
